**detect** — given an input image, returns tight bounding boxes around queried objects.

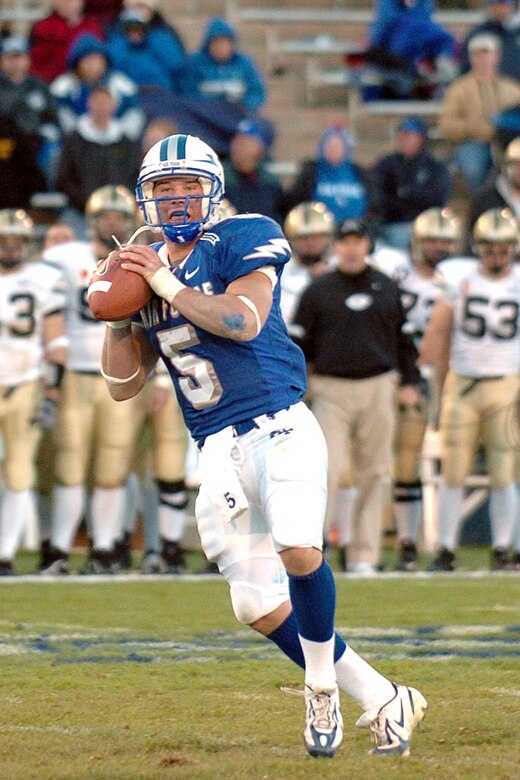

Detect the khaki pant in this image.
[440,372,519,489]
[52,372,142,488]
[131,383,189,482]
[311,372,396,566]
[0,381,40,491]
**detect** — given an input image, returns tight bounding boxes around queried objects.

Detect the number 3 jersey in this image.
[134,214,307,440]
[0,261,65,387]
[444,264,520,377]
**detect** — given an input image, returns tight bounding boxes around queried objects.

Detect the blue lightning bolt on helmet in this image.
[136,134,225,243]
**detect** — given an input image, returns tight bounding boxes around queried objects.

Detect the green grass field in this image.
[1,549,520,779]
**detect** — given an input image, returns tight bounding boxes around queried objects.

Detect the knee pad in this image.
[228,568,289,625]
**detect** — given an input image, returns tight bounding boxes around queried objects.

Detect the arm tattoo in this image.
[222,312,247,334]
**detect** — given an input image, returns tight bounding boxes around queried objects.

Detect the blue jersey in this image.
[134,214,307,440]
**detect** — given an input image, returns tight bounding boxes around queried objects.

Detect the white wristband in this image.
[105,318,131,329]
[149,266,186,304]
[100,365,140,385]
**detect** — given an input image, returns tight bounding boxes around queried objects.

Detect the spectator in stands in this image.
[50,33,145,140]
[106,6,185,91]
[29,0,105,84]
[177,17,266,111]
[467,135,520,231]
[0,114,46,209]
[117,0,186,48]
[461,0,520,83]
[55,85,141,237]
[293,218,421,574]
[222,118,285,225]
[0,36,62,188]
[364,0,458,100]
[284,126,371,225]
[84,0,123,31]
[371,116,452,250]
[438,33,520,193]
[141,117,179,155]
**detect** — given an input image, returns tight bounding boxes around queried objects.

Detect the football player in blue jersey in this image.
[100,133,427,759]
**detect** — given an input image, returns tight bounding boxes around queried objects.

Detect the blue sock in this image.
[288,559,336,642]
[267,611,347,668]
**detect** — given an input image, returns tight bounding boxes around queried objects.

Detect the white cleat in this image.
[356,684,427,757]
[303,684,343,758]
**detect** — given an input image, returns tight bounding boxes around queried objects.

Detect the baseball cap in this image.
[336,219,371,240]
[468,33,501,53]
[1,36,29,56]
[398,117,428,136]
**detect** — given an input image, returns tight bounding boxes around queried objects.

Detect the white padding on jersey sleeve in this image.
[236,295,261,336]
[255,264,278,288]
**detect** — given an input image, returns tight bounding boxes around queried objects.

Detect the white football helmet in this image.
[136,134,225,243]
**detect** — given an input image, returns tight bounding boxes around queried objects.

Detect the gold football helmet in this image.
[473,207,519,274]
[0,208,35,267]
[502,136,520,187]
[411,207,463,267]
[284,201,335,240]
[85,185,138,247]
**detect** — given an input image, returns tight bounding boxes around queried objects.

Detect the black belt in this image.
[1,386,16,399]
[459,376,505,397]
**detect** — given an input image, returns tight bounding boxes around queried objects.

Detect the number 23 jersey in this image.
[135,214,307,441]
[445,265,520,377]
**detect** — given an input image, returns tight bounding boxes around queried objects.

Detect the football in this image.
[87,250,152,321]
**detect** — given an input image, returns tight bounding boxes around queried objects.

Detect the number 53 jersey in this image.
[445,264,520,377]
[0,261,65,387]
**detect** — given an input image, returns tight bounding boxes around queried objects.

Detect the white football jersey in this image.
[437,256,478,287]
[280,259,316,325]
[0,261,65,386]
[399,266,445,346]
[446,264,520,376]
[43,241,105,372]
[370,245,411,281]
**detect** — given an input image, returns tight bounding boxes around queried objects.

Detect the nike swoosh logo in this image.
[185,266,199,280]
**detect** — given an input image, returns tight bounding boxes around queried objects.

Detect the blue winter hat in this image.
[66,34,107,69]
[398,116,428,135]
[235,118,270,147]
[317,126,355,161]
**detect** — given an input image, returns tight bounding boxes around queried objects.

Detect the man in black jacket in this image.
[294,218,421,573]
[371,117,452,251]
